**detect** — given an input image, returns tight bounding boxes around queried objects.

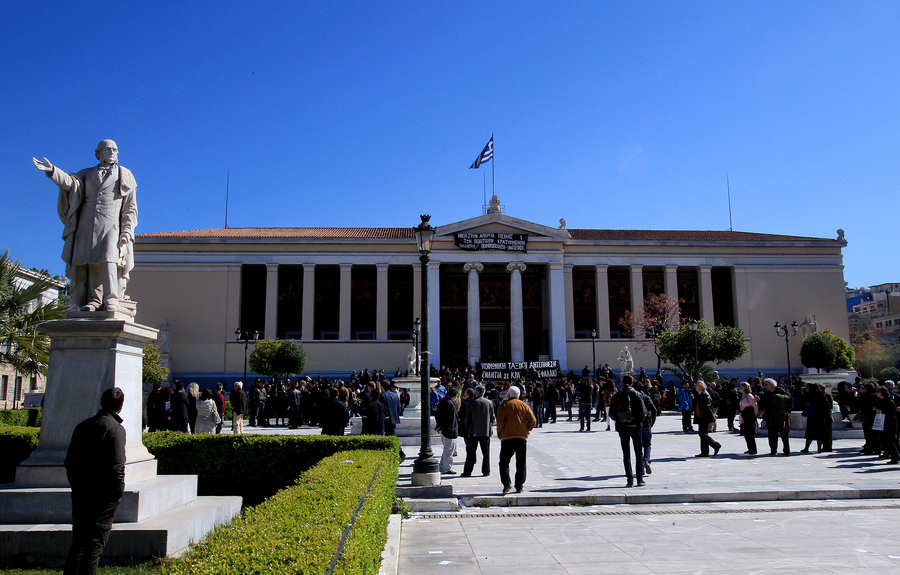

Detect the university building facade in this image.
[129,205,849,384]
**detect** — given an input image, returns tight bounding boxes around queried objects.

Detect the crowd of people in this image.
[144,363,900,491]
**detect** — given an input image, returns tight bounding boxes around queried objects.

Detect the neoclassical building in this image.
[129,203,849,384]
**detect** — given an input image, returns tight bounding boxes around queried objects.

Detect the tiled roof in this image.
[137,227,834,243]
[138,227,414,240]
[567,229,833,242]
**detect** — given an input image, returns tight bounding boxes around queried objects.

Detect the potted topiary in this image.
[799,330,854,395]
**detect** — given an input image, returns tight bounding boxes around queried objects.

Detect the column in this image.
[412,264,422,326]
[301,264,315,341]
[630,265,644,336]
[339,264,352,339]
[547,263,568,371]
[464,263,483,367]
[507,263,527,363]
[264,264,279,340]
[698,265,715,326]
[376,264,389,340]
[564,265,575,339]
[731,266,751,333]
[595,265,610,338]
[427,261,441,370]
[664,265,680,325]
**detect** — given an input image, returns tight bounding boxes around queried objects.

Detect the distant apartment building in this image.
[846,283,900,337]
[0,266,66,410]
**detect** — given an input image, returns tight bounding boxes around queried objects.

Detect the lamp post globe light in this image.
[774,321,799,380]
[235,328,259,385]
[412,215,439,484]
[690,319,699,383]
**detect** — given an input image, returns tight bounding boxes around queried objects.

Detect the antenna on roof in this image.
[224,171,230,229]
[726,174,733,232]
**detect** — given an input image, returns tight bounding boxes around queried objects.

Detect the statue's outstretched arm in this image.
[32,157,54,172]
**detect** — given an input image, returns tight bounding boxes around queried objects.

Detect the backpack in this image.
[617,390,635,424]
[708,388,720,408]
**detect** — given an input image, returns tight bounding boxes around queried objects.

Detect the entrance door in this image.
[481,325,505,362]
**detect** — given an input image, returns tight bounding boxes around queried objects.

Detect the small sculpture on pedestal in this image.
[407,346,418,377]
[618,345,635,374]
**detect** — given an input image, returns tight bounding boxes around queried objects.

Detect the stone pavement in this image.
[399,414,900,506]
[390,414,900,574]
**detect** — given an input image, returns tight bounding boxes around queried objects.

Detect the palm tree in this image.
[0,251,68,381]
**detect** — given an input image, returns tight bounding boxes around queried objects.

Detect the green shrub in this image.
[142,432,398,506]
[0,408,42,427]
[0,427,40,483]
[800,333,836,371]
[160,449,398,575]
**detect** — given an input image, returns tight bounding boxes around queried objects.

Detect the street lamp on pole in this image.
[412,318,421,374]
[412,215,439,483]
[235,328,259,384]
[690,319,699,383]
[591,328,597,383]
[774,321,799,380]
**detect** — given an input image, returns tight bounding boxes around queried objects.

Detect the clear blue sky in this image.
[2,2,897,288]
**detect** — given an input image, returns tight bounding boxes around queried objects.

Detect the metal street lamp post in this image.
[774,321,799,380]
[412,215,439,481]
[235,328,259,384]
[412,318,421,374]
[591,329,597,383]
[690,319,699,383]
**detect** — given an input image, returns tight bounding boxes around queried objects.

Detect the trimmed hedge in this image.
[160,449,398,575]
[0,426,40,483]
[0,408,42,427]
[143,432,399,506]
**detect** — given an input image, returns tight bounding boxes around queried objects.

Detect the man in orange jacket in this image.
[496,386,537,494]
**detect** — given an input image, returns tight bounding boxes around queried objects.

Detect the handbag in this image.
[872,413,886,432]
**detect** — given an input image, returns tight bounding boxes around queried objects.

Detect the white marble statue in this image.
[798,315,818,338]
[33,140,137,312]
[618,345,634,373]
[157,318,171,354]
[407,346,418,376]
[487,194,502,214]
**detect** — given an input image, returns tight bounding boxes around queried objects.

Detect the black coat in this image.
[170,390,189,432]
[65,409,126,499]
[435,397,459,439]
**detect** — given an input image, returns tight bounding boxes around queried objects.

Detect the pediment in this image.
[435,212,571,242]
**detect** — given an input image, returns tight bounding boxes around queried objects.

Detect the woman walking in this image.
[738,382,758,455]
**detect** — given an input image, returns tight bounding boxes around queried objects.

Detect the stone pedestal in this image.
[393,376,425,419]
[16,318,158,487]
[2,315,242,566]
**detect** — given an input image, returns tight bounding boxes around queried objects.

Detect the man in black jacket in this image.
[169,380,189,433]
[435,388,459,474]
[64,387,126,575]
[609,375,647,487]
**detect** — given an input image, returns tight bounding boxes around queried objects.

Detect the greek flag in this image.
[469,137,493,169]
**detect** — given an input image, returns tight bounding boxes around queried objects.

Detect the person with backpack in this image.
[609,375,647,487]
[694,379,722,457]
[636,381,659,474]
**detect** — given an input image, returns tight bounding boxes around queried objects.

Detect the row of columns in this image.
[263,263,397,341]
[564,264,717,338]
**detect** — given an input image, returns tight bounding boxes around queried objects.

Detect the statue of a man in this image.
[408,346,418,376]
[33,140,137,312]
[618,345,634,373]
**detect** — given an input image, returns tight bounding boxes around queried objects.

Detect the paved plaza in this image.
[225,411,900,573]
[392,413,900,574]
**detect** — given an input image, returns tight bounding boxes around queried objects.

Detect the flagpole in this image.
[491,132,495,197]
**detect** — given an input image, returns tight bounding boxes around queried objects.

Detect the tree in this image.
[656,320,748,383]
[249,339,306,380]
[248,339,279,378]
[851,328,899,378]
[618,293,682,374]
[800,330,854,373]
[142,343,169,384]
[0,251,68,379]
[272,340,307,378]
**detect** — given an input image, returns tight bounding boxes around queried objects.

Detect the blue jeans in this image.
[534,403,545,426]
[641,427,652,463]
[249,402,265,426]
[618,426,644,481]
[579,404,592,430]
